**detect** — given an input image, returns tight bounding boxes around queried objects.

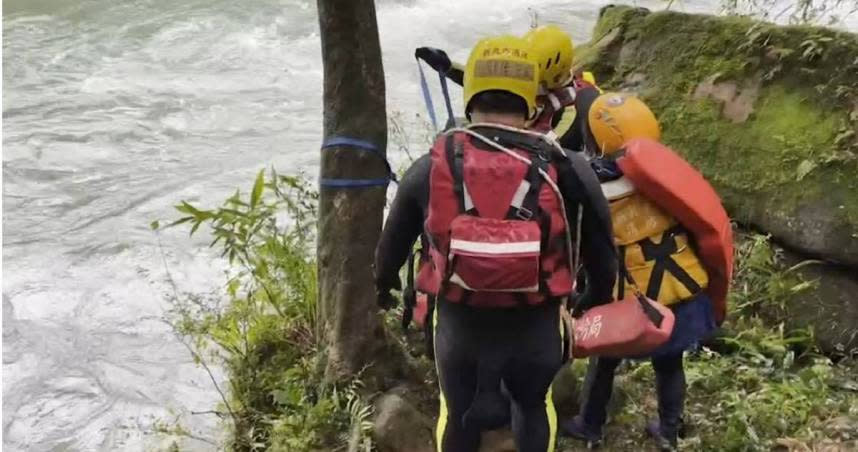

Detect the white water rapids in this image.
[2,0,855,450]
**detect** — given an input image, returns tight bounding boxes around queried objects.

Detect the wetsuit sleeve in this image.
[557,152,618,305]
[374,154,431,292]
[558,85,601,153]
[552,106,577,140]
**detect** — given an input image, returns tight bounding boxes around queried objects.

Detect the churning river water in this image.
[2,0,855,450]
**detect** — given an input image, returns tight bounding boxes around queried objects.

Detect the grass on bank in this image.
[155,170,373,451]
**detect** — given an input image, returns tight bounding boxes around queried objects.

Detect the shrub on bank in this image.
[157,171,856,451]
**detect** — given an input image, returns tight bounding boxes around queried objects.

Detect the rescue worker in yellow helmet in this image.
[378,35,617,452]
[562,93,719,451]
[414,25,600,147]
[522,24,602,155]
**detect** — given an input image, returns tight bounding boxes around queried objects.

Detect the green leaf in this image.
[834,129,855,145]
[167,216,195,228]
[150,220,160,230]
[795,159,817,181]
[250,169,264,209]
[210,235,223,248]
[175,201,200,216]
[789,280,815,293]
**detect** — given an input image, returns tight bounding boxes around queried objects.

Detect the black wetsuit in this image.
[374,135,617,452]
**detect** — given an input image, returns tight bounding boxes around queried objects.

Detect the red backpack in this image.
[423,126,577,308]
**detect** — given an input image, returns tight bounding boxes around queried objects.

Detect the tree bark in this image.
[316,0,389,381]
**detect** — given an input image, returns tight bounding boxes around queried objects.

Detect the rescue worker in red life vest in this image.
[375,35,617,452]
[561,93,721,451]
[385,27,599,347]
[414,25,599,146]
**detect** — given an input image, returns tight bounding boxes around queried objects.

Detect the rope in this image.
[416,60,439,131]
[438,70,455,129]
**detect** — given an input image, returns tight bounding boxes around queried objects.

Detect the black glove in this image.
[401,288,417,330]
[415,47,452,74]
[377,288,399,311]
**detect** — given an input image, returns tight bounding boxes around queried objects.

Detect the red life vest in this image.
[617,138,734,325]
[424,126,575,308]
[529,73,597,135]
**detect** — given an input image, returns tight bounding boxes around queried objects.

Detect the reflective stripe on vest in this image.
[424,129,574,305]
[600,175,635,201]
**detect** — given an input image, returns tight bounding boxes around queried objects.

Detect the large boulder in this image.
[576,6,858,269]
[780,250,858,356]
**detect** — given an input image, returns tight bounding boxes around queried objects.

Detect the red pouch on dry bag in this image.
[571,293,675,359]
[447,215,541,293]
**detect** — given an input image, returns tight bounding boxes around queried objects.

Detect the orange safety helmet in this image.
[588,92,661,155]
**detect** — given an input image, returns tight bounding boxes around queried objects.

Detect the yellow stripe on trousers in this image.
[434,307,447,452]
[546,385,558,452]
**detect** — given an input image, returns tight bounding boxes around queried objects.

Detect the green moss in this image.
[590,5,649,41]
[661,86,842,206]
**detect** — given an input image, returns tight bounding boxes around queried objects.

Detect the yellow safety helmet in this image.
[464,35,539,119]
[588,92,661,155]
[524,25,574,90]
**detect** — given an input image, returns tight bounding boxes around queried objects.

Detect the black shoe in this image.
[560,415,603,449]
[645,419,678,451]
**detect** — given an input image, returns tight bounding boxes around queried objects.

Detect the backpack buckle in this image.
[516,207,534,220]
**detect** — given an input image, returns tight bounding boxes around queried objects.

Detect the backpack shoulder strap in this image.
[444,133,477,215]
[507,155,547,220]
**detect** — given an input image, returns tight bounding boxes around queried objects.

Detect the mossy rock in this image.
[578,5,858,268]
[779,249,858,356]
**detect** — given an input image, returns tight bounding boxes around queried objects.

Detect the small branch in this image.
[173,330,240,425]
[165,428,219,447]
[155,233,240,425]
[239,249,287,319]
[190,410,229,417]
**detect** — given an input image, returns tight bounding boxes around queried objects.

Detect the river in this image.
[2,0,854,450]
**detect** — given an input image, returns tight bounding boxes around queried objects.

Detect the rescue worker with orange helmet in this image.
[562,93,727,451]
[375,35,617,452]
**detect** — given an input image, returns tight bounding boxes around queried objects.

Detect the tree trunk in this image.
[316,0,389,381]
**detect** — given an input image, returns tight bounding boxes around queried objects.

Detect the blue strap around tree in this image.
[319,136,397,189]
